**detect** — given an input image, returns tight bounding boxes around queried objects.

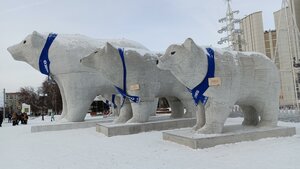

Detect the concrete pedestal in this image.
[163,125,296,149]
[31,117,113,133]
[96,118,196,137]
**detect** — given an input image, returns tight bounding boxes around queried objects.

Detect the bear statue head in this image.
[7,31,49,71]
[81,42,124,86]
[157,38,207,88]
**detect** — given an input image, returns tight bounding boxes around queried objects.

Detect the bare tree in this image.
[19,87,42,114]
[41,79,62,114]
[18,78,62,116]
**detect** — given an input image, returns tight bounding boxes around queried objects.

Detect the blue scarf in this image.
[114,48,140,107]
[38,33,57,77]
[111,94,117,109]
[188,48,215,105]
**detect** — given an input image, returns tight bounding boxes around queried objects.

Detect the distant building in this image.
[5,92,21,113]
[290,0,300,30]
[239,11,266,54]
[274,5,300,107]
[264,30,277,60]
[21,103,31,115]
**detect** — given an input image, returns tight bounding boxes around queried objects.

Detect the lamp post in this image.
[3,88,5,121]
[39,93,47,121]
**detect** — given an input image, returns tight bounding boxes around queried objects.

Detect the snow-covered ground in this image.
[0,115,300,169]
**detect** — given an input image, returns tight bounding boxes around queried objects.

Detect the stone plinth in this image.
[96,118,196,137]
[31,118,113,133]
[163,125,296,149]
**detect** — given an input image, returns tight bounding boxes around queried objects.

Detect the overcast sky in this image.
[0,0,282,104]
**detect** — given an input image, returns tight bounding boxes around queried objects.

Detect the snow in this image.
[0,116,300,169]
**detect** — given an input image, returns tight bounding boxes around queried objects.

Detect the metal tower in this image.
[218,0,243,50]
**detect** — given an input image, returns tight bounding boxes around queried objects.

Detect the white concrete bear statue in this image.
[7,31,152,122]
[81,42,197,123]
[157,38,280,134]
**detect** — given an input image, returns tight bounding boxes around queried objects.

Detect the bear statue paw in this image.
[126,117,142,123]
[197,127,216,134]
[192,122,205,131]
[192,124,201,131]
[196,125,222,134]
[113,117,128,124]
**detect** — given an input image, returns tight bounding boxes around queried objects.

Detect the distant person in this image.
[8,113,12,123]
[41,111,44,121]
[21,113,28,124]
[51,111,55,122]
[12,112,19,126]
[0,112,3,127]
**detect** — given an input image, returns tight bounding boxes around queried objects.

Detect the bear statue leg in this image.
[63,87,97,122]
[257,101,278,127]
[111,107,118,117]
[240,105,259,126]
[52,76,68,120]
[59,75,100,122]
[114,100,132,123]
[150,98,159,116]
[127,99,158,123]
[192,104,205,131]
[181,99,197,118]
[60,90,68,119]
[104,94,120,117]
[167,97,184,118]
[197,100,232,134]
[63,90,97,122]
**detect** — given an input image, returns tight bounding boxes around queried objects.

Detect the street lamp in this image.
[39,93,47,121]
[3,88,5,121]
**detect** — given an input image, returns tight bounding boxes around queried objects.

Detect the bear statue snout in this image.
[7,45,15,54]
[80,57,90,65]
[80,57,87,66]
[80,56,95,69]
[156,58,168,70]
[7,44,26,62]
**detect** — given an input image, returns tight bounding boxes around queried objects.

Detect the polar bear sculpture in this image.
[157,38,280,134]
[81,43,197,123]
[7,31,149,122]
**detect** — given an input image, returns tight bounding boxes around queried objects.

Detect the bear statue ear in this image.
[31,31,45,48]
[183,38,197,51]
[32,31,44,39]
[32,31,39,36]
[105,42,115,52]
